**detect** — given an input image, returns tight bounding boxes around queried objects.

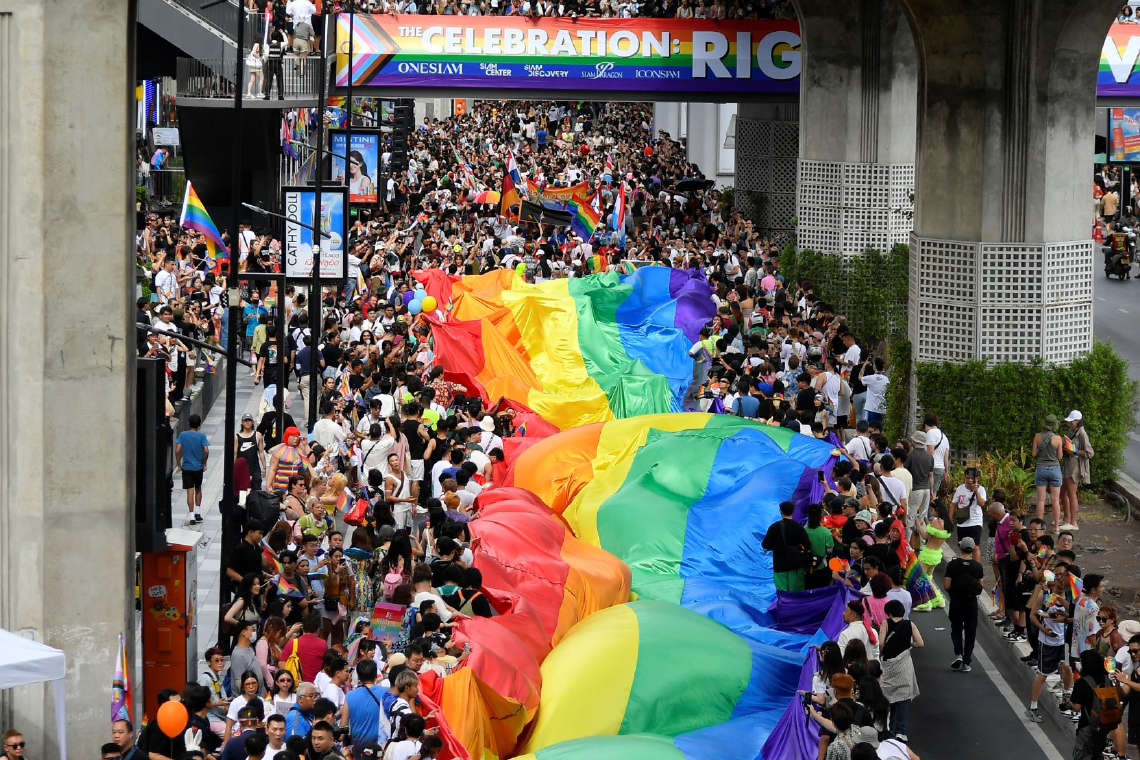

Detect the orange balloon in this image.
[157,700,188,738]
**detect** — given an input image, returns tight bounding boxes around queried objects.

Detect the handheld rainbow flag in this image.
[1069,573,1083,599]
[356,267,368,299]
[203,353,217,375]
[501,151,524,218]
[180,181,228,261]
[611,182,627,248]
[278,575,304,598]
[262,541,282,574]
[569,196,601,242]
[111,632,132,723]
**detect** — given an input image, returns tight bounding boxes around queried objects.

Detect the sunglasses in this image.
[6,743,24,749]
[1096,617,1112,623]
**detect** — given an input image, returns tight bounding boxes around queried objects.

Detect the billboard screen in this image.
[281,186,348,280]
[1109,107,1140,161]
[1101,24,1140,97]
[329,129,380,204]
[334,14,801,96]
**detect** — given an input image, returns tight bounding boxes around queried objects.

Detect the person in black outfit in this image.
[944,537,985,672]
[760,500,810,591]
[264,26,286,100]
[183,683,222,757]
[864,521,902,572]
[141,689,186,760]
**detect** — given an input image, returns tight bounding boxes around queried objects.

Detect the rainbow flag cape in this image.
[277,575,303,598]
[422,415,850,760]
[179,181,227,260]
[427,267,715,430]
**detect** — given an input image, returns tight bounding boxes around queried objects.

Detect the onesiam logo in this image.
[396,61,464,74]
[583,61,622,79]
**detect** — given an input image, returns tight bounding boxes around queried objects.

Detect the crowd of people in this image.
[113,93,1138,760]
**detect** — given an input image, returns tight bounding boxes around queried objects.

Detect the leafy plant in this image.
[136,184,148,207]
[884,337,911,444]
[776,245,909,346]
[917,341,1137,485]
[719,185,736,215]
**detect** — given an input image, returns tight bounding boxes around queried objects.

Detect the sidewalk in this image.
[172,373,263,662]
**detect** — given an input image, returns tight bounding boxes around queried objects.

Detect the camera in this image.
[333,726,351,743]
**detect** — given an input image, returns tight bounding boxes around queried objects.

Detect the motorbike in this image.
[1104,229,1134,279]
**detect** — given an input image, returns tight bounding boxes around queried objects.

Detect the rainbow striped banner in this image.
[335,15,801,96]
[180,181,227,258]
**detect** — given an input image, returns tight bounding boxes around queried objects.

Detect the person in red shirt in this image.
[279,611,327,683]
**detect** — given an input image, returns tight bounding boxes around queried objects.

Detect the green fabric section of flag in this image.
[593,427,724,604]
[620,600,753,736]
[531,734,686,760]
[567,274,674,419]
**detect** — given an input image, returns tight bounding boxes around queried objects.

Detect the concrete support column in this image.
[795,0,917,254]
[0,0,134,754]
[901,0,1119,364]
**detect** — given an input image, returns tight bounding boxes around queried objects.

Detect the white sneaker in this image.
[1059,523,1076,531]
[961,664,973,673]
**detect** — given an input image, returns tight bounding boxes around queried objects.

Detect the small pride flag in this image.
[277,575,303,598]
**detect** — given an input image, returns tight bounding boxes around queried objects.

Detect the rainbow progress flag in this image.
[569,196,601,242]
[422,414,848,760]
[428,267,715,430]
[180,181,228,258]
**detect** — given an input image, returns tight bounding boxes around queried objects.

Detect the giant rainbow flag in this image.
[419,267,716,430]
[423,414,853,760]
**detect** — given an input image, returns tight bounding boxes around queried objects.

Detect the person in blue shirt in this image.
[345,659,390,748]
[241,291,268,353]
[175,414,209,525]
[731,380,761,419]
[284,684,317,738]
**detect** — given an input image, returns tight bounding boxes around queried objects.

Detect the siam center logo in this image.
[583,61,622,79]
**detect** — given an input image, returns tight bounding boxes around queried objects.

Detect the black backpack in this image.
[243,490,282,531]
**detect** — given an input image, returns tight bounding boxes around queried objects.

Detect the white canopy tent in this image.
[0,628,67,759]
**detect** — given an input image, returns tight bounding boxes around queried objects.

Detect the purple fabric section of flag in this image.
[668,268,717,343]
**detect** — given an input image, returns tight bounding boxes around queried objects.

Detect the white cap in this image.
[1064,410,1082,422]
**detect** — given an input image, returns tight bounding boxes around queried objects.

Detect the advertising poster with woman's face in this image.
[330,130,379,204]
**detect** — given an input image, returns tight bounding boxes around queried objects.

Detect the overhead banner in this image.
[335,14,800,95]
[1110,108,1140,161]
[282,186,348,280]
[329,129,380,204]
[1101,24,1140,97]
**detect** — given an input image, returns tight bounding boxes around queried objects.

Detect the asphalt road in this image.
[908,577,1072,760]
[1093,265,1140,481]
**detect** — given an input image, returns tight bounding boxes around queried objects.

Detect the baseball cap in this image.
[959,537,976,552]
[1064,410,1082,423]
[241,413,254,422]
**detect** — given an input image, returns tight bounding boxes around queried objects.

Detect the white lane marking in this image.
[1127,431,1140,444]
[1098,297,1107,302]
[1119,308,1131,314]
[971,644,1067,760]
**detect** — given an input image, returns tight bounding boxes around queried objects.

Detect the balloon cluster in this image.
[404,283,437,317]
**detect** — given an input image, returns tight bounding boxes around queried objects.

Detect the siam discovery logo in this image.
[582,61,622,79]
[524,64,570,78]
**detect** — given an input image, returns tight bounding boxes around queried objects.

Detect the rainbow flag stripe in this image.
[427,267,715,430]
[424,414,848,760]
[180,181,227,257]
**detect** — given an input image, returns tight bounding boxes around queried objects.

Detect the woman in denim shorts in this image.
[1032,414,1065,533]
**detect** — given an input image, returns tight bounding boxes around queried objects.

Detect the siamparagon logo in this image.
[524,64,569,78]
[582,61,622,79]
[634,69,680,79]
[479,62,513,76]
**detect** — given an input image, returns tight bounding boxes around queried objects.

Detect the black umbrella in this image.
[674,177,709,193]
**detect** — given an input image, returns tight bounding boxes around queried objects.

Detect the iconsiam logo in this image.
[583,61,622,79]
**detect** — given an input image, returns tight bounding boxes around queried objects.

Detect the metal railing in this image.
[166,0,268,50]
[176,56,322,100]
[147,169,187,204]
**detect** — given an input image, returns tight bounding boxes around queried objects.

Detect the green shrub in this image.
[775,245,909,346]
[915,341,1136,484]
[884,337,911,444]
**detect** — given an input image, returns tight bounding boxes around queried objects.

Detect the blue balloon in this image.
[403,291,415,306]
[408,300,423,315]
